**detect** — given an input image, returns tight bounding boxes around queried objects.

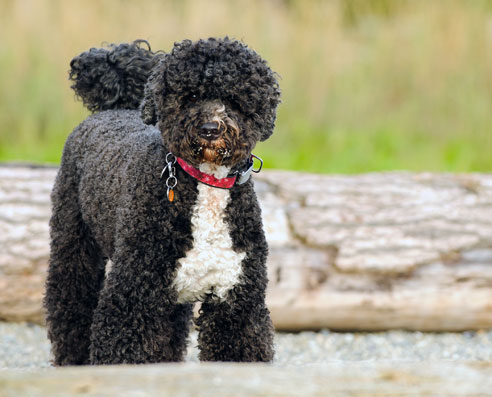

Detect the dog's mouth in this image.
[193,136,231,164]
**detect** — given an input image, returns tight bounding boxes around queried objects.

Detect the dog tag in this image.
[167,188,175,202]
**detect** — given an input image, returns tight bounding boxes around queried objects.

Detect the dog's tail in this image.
[69,40,160,112]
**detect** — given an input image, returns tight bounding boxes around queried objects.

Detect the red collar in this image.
[176,157,237,189]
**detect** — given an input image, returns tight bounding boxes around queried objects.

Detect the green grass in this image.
[1,0,491,172]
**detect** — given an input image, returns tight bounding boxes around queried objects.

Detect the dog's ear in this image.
[140,56,166,125]
[259,117,276,142]
[256,70,281,142]
[258,93,281,142]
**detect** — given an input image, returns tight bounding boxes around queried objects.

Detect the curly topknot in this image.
[69,40,160,112]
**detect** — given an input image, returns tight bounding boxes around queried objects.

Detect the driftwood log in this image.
[1,165,492,330]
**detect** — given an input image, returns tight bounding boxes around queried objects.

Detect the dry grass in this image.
[1,0,491,172]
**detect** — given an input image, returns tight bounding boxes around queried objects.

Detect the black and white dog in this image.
[44,38,281,365]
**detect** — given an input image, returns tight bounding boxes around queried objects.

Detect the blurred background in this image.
[1,0,491,173]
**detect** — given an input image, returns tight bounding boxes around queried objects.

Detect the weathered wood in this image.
[0,165,56,324]
[1,165,492,330]
[258,171,492,331]
[1,362,492,396]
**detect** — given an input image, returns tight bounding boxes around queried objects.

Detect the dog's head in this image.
[140,37,281,168]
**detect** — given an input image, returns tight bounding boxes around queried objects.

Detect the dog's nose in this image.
[199,122,221,141]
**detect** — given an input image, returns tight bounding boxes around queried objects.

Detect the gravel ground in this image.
[1,322,492,369]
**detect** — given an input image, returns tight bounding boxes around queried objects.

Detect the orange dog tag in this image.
[168,189,175,202]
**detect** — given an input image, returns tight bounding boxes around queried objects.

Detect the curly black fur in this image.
[44,38,279,365]
[69,40,161,112]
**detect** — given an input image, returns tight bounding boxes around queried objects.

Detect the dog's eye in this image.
[190,94,199,102]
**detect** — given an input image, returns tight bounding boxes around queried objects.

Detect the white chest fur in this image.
[173,166,245,303]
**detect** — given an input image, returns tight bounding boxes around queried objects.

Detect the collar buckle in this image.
[235,154,263,185]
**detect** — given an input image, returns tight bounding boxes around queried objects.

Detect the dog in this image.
[44,37,281,365]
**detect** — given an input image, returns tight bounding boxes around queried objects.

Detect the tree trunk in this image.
[0,165,57,323]
[257,171,492,331]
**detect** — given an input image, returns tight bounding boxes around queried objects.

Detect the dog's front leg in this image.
[87,231,192,365]
[196,256,275,362]
[88,257,191,365]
